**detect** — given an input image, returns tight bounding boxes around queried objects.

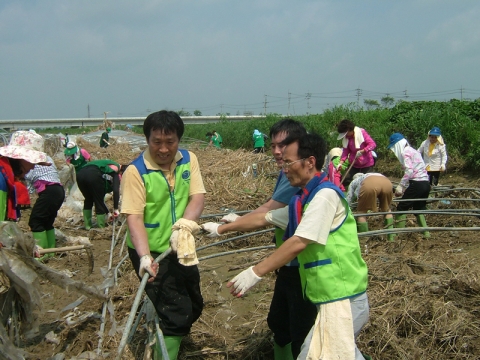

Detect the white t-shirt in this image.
[265,188,347,245]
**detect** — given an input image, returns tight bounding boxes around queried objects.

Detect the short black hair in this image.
[282,132,327,171]
[269,118,307,139]
[337,119,355,133]
[143,110,184,140]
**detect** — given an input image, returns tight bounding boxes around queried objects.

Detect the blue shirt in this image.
[272,171,300,204]
[271,171,300,266]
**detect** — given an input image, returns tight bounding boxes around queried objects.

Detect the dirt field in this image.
[8,140,480,360]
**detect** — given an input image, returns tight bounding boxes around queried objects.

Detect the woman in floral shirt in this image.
[388,133,431,237]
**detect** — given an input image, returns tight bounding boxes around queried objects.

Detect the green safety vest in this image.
[297,194,368,304]
[126,150,192,253]
[70,152,88,172]
[84,159,120,193]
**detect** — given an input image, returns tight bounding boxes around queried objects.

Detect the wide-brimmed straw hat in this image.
[0,130,49,164]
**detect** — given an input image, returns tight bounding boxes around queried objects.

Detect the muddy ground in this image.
[9,140,480,360]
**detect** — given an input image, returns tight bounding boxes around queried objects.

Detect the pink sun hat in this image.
[0,130,50,165]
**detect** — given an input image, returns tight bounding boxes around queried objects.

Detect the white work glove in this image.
[227,266,262,297]
[170,230,179,252]
[33,245,42,258]
[395,185,403,197]
[201,222,222,237]
[139,254,156,278]
[440,165,446,172]
[336,162,343,172]
[355,150,363,158]
[108,209,120,222]
[220,213,240,223]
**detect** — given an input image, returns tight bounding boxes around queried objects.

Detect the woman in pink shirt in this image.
[336,119,376,187]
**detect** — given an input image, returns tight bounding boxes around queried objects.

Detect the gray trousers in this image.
[297,292,369,360]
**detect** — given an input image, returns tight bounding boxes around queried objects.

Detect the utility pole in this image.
[305,92,311,115]
[288,91,291,115]
[404,89,408,99]
[460,86,464,101]
[356,88,362,107]
[264,95,267,115]
[87,104,90,118]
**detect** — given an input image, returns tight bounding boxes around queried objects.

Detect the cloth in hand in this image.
[171,218,201,266]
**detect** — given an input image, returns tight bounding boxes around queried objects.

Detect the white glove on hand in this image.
[336,163,343,172]
[355,150,363,158]
[220,213,240,223]
[395,185,403,197]
[170,230,179,252]
[139,254,156,278]
[201,222,222,237]
[33,245,42,258]
[113,209,120,218]
[228,266,262,297]
[440,165,446,172]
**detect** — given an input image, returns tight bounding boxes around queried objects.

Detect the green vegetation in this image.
[183,99,480,169]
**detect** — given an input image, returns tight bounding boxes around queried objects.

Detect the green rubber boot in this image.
[274,341,294,360]
[384,218,395,241]
[395,214,406,228]
[96,213,106,228]
[83,209,92,230]
[357,222,369,233]
[154,335,182,360]
[416,214,431,238]
[33,231,49,261]
[45,229,56,258]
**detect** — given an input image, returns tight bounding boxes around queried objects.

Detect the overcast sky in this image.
[1,0,479,120]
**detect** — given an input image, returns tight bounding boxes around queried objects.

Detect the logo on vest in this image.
[182,170,190,180]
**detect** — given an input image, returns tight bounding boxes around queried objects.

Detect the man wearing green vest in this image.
[216,119,315,360]
[76,159,120,229]
[121,110,206,360]
[202,133,369,359]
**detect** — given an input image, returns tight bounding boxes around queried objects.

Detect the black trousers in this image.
[28,184,65,232]
[76,166,108,214]
[128,248,204,336]
[397,180,431,211]
[267,266,317,358]
[427,171,440,186]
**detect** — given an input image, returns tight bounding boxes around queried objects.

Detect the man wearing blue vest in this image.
[121,110,206,360]
[203,133,369,359]
[217,119,316,360]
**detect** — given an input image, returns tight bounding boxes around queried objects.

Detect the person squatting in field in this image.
[25,152,65,260]
[0,131,55,260]
[203,132,370,360]
[121,110,206,360]
[417,126,448,187]
[346,172,394,240]
[336,119,377,187]
[64,141,91,172]
[213,119,317,359]
[388,132,431,238]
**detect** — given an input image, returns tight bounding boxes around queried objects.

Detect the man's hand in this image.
[170,230,179,252]
[226,266,262,297]
[139,254,158,282]
[201,222,222,237]
[395,185,403,197]
[220,213,240,223]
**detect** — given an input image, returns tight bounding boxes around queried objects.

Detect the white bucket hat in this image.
[0,130,49,164]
